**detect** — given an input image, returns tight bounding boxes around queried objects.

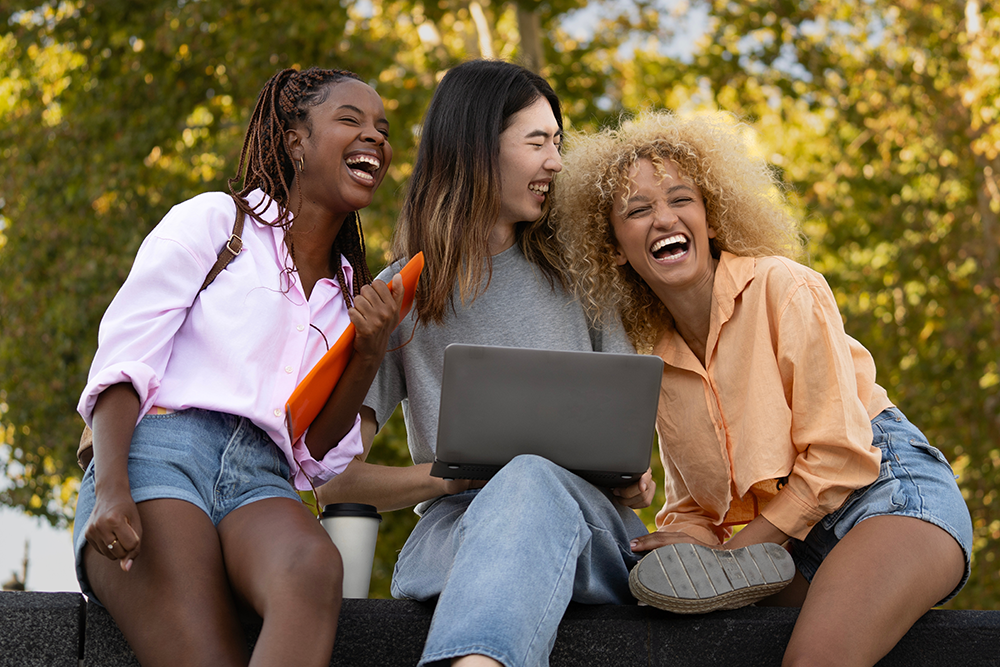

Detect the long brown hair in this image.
[228,67,374,304]
[393,60,565,323]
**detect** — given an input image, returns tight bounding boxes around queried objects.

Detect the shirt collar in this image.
[652,252,758,373]
[712,252,756,329]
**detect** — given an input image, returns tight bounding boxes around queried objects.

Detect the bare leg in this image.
[84,499,249,667]
[219,497,343,667]
[758,570,811,607]
[782,515,964,667]
[452,656,504,667]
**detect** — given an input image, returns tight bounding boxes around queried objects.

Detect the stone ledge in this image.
[0,591,83,667]
[2,592,999,666]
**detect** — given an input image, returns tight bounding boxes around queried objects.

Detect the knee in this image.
[482,455,591,522]
[275,533,343,608]
[494,454,562,489]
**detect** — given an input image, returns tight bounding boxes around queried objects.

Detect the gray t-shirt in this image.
[365,244,633,488]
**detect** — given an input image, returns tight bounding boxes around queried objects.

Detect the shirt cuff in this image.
[655,522,724,546]
[77,364,160,427]
[761,486,827,541]
[291,415,363,490]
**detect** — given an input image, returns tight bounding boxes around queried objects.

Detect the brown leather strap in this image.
[200,208,245,291]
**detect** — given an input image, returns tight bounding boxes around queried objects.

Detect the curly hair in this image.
[228,66,373,305]
[553,110,805,352]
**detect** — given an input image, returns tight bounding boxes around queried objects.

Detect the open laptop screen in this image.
[431,344,663,487]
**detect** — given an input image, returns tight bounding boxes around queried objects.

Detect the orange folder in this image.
[285,252,424,442]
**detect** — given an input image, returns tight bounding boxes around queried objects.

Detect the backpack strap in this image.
[77,205,247,469]
[200,207,245,291]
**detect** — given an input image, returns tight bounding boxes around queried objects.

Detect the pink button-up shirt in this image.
[653,253,889,542]
[78,189,362,489]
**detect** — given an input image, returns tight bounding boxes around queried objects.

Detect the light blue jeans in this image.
[391,455,649,667]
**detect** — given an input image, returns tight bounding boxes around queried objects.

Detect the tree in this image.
[3,0,997,605]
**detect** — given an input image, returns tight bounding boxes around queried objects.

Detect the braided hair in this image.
[228,67,375,305]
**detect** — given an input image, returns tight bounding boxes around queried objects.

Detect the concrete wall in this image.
[2,592,999,666]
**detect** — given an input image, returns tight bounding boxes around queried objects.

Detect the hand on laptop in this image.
[612,467,655,510]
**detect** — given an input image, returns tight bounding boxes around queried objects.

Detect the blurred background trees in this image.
[2,0,997,606]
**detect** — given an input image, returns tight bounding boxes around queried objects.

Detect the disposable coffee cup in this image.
[320,503,382,599]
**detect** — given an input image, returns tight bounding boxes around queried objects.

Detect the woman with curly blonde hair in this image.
[555,110,972,666]
[557,111,803,352]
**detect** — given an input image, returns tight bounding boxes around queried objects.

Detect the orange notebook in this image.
[285,252,424,442]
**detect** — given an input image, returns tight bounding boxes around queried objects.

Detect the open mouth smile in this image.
[650,233,690,261]
[345,154,381,183]
[528,181,550,199]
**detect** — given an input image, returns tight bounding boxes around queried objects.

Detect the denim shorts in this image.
[73,408,301,602]
[789,407,973,605]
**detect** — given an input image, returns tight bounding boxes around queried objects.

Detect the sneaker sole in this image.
[629,542,795,614]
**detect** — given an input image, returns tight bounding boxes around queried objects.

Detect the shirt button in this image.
[285,365,293,374]
[273,409,282,417]
[296,325,305,332]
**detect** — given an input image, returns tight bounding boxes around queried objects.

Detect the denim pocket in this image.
[907,438,951,468]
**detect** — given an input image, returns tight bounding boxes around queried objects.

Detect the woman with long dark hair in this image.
[318,60,654,667]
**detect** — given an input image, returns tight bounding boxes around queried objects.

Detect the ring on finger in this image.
[108,539,118,550]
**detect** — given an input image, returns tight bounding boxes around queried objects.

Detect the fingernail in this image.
[629,540,638,550]
[124,559,133,572]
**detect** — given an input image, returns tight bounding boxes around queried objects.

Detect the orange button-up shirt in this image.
[653,253,890,543]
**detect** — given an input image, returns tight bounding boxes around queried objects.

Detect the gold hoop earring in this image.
[297,156,305,173]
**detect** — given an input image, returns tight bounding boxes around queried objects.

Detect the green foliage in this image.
[2,0,998,608]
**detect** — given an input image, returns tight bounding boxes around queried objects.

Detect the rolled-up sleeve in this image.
[293,414,364,489]
[78,234,208,426]
[763,278,881,540]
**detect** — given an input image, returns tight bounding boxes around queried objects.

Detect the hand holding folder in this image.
[285,252,424,442]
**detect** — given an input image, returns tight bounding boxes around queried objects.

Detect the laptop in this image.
[430,344,663,487]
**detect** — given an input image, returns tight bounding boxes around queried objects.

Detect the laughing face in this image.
[289,78,393,216]
[496,96,563,232]
[610,157,717,304]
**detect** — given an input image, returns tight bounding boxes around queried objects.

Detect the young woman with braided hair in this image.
[74,67,402,666]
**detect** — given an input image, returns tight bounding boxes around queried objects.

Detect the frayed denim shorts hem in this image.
[73,408,301,604]
[790,407,973,606]
[419,646,511,667]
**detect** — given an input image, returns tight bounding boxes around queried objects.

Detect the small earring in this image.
[297,156,305,173]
